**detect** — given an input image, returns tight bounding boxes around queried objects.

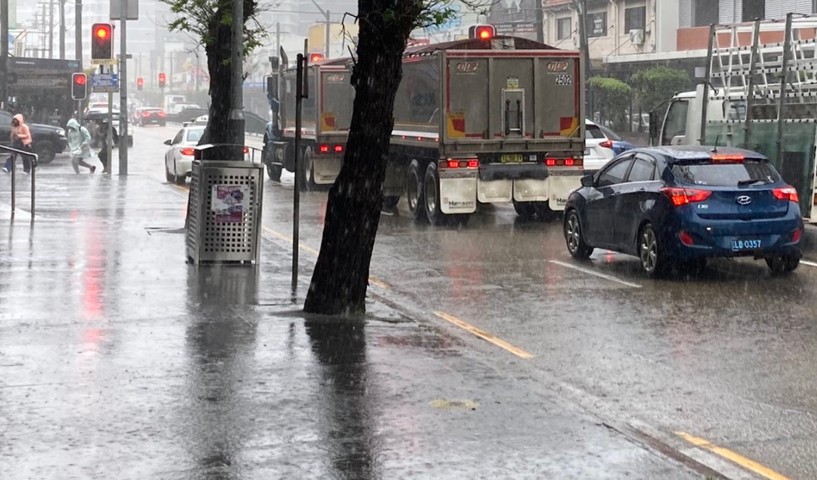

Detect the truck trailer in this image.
[263,56,354,188]
[385,36,586,224]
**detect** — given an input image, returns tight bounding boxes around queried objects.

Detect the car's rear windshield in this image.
[586,125,606,139]
[671,158,780,186]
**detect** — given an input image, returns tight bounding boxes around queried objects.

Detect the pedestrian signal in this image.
[158,72,166,89]
[91,23,113,60]
[71,73,88,100]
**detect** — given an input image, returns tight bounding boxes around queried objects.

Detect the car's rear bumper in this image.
[668,214,804,260]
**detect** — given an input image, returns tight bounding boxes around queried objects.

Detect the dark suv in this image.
[0,110,69,164]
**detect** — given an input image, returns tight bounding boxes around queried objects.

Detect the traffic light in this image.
[71,73,87,100]
[158,72,166,89]
[91,23,113,60]
[136,77,144,91]
[308,52,325,63]
[469,24,495,40]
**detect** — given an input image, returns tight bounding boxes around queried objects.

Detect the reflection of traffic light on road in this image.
[71,73,88,100]
[91,23,113,60]
[158,72,166,89]
[136,77,144,90]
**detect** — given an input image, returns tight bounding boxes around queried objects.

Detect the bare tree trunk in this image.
[304,0,420,315]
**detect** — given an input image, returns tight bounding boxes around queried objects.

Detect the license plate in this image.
[501,153,523,164]
[731,239,761,250]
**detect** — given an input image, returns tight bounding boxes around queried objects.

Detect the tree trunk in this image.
[303,1,420,315]
[201,7,240,160]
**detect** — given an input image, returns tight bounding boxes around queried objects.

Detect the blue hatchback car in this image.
[563,146,804,276]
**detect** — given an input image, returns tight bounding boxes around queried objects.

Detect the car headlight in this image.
[56,128,66,136]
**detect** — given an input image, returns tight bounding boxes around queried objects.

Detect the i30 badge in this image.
[736,195,753,205]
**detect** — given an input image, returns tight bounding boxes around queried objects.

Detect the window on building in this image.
[624,6,646,32]
[743,0,765,21]
[586,11,607,37]
[557,17,572,40]
[693,0,719,26]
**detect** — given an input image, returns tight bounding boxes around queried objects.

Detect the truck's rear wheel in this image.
[263,140,283,181]
[382,195,400,211]
[513,199,536,220]
[406,159,426,222]
[303,147,318,190]
[534,201,558,221]
[424,161,446,226]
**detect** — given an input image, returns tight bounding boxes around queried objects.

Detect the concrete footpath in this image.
[0,166,789,479]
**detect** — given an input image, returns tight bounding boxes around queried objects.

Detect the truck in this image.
[263,55,354,187]
[263,32,586,225]
[651,15,817,222]
[384,35,585,224]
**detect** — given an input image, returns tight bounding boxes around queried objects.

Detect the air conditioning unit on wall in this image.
[629,28,645,45]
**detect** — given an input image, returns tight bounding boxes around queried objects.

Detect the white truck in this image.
[652,15,817,222]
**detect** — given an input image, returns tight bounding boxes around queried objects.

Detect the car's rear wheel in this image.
[564,210,593,259]
[165,164,174,183]
[766,255,799,274]
[638,224,670,277]
[33,140,55,165]
[406,159,426,222]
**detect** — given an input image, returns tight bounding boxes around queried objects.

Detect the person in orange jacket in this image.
[3,114,33,174]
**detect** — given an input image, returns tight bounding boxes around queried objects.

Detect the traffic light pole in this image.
[118,0,128,175]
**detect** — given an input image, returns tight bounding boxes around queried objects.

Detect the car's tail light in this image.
[792,228,803,243]
[711,154,744,163]
[599,140,613,149]
[678,230,694,246]
[661,187,712,207]
[158,111,166,117]
[772,186,799,203]
[180,147,196,156]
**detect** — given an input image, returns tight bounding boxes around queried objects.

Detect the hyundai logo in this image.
[736,195,752,205]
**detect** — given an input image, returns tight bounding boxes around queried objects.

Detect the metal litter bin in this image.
[186,159,264,265]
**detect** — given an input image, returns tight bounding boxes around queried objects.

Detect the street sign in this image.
[91,58,117,65]
[92,73,120,93]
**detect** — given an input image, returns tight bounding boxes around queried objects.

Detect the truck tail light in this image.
[318,144,330,153]
[443,158,479,169]
[334,144,343,153]
[661,187,712,207]
[545,157,580,167]
[772,186,799,203]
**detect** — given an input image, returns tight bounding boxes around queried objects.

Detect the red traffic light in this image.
[469,24,495,40]
[91,23,113,59]
[309,52,325,63]
[136,76,144,90]
[158,72,167,88]
[71,73,87,100]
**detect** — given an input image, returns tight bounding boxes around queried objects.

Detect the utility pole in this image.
[75,0,82,64]
[1,0,9,108]
[535,0,544,43]
[48,0,54,58]
[59,0,65,59]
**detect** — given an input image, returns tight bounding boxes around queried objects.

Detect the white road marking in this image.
[801,260,817,268]
[549,259,643,288]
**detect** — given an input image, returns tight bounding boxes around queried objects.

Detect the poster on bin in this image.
[211,185,248,222]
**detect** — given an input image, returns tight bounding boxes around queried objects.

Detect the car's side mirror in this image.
[581,174,593,188]
[670,135,685,146]
[163,139,172,145]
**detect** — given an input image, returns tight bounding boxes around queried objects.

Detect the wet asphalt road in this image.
[2,124,816,478]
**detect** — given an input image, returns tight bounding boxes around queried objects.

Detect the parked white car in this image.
[584,119,616,174]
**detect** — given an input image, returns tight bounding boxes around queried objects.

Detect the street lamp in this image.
[308,0,330,58]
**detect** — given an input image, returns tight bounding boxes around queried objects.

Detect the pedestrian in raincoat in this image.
[3,114,33,174]
[66,118,96,174]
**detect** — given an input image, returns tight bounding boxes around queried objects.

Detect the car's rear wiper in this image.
[737,178,767,186]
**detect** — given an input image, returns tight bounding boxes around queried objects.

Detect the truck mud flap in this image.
[440,178,478,214]
[478,164,548,182]
[513,179,549,203]
[313,155,342,184]
[544,175,583,211]
[477,179,513,203]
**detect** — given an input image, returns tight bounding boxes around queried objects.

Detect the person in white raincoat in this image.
[66,118,96,174]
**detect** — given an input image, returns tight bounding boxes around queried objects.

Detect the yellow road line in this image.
[433,311,534,359]
[675,431,790,480]
[261,225,390,289]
